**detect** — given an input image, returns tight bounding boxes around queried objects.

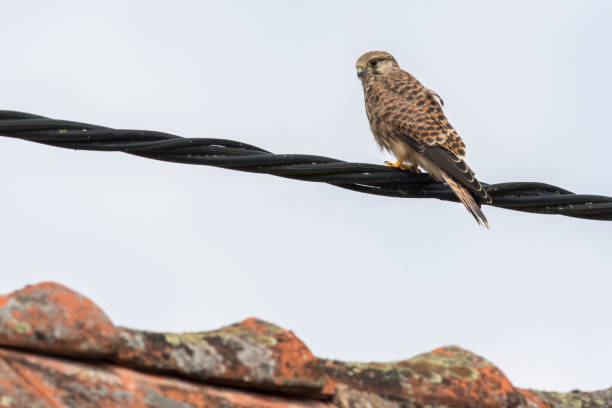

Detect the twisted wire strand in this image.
[1,110,610,221]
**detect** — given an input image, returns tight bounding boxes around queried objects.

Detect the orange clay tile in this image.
[0,281,608,408]
[0,348,331,408]
[320,346,524,407]
[0,282,118,357]
[114,318,324,394]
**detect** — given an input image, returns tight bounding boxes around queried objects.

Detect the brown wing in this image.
[413,88,467,158]
[388,89,491,204]
[422,146,492,204]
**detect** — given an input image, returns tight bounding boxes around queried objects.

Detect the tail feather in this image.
[443,173,489,228]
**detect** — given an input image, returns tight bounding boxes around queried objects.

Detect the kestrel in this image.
[356,51,492,226]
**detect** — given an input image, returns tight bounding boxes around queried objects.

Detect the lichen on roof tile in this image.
[0,347,331,408]
[115,317,324,394]
[0,282,118,358]
[321,346,525,408]
[0,281,609,407]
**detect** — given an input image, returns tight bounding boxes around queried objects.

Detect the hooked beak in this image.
[357,67,365,79]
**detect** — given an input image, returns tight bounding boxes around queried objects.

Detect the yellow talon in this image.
[384,160,421,174]
[384,159,403,168]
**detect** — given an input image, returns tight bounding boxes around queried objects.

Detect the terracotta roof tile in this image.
[0,348,331,408]
[320,346,523,407]
[0,282,608,407]
[114,318,324,393]
[0,282,117,357]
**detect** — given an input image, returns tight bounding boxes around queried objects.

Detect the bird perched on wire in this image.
[356,51,492,227]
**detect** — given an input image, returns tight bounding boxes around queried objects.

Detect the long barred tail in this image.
[443,173,489,228]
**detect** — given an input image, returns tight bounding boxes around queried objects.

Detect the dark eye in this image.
[370,59,378,66]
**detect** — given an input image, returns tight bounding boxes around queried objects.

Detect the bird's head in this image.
[356,51,398,80]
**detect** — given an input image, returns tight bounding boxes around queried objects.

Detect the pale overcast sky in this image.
[1,0,611,392]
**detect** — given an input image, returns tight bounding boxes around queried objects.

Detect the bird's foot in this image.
[384,160,421,174]
[384,159,403,168]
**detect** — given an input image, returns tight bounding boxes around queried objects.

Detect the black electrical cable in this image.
[1,110,610,221]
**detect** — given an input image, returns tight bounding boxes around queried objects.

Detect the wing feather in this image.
[423,147,492,204]
[389,89,491,205]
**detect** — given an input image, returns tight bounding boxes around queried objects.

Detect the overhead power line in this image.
[1,110,610,221]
